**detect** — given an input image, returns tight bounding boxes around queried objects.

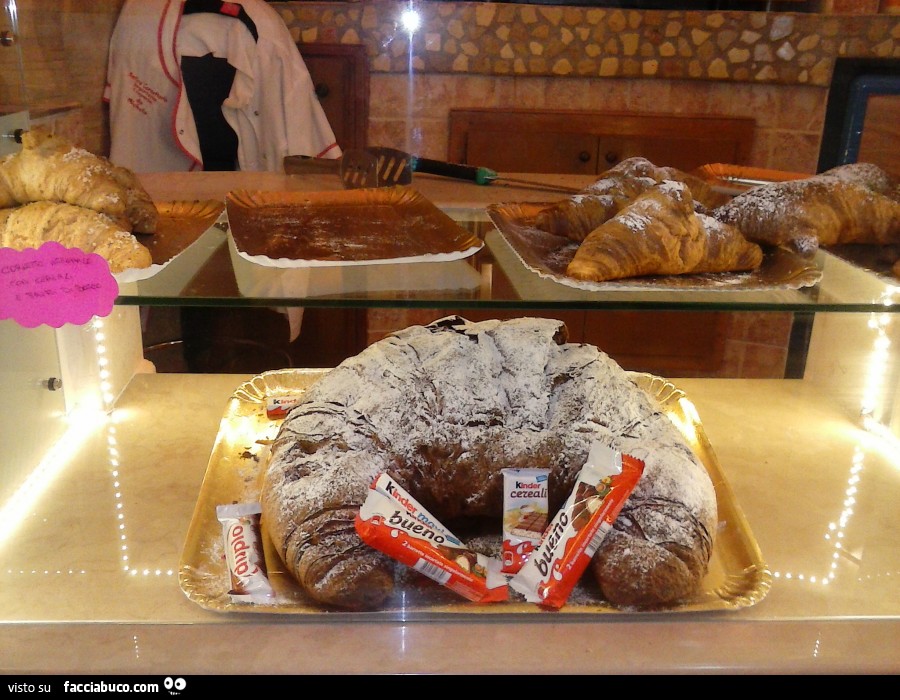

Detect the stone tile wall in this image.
[275,1,899,173]
[3,1,897,170]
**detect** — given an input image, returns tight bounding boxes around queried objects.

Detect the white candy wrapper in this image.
[501,468,550,574]
[216,502,274,603]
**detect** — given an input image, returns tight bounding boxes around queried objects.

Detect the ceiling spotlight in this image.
[400,7,421,34]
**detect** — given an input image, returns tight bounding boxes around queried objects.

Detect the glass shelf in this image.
[117,209,900,313]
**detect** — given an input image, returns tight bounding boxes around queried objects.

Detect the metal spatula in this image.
[285,149,580,194]
[365,147,580,194]
[339,149,382,188]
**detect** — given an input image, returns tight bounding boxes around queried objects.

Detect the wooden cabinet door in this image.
[595,133,750,172]
[449,108,754,173]
[298,42,369,152]
[465,129,597,175]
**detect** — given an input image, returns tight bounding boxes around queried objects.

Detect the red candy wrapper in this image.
[509,442,644,609]
[355,473,508,604]
[216,502,274,603]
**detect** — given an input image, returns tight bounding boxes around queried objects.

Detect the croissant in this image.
[533,191,637,242]
[535,157,730,242]
[566,180,763,283]
[581,157,731,210]
[713,164,900,257]
[106,161,158,234]
[0,127,158,233]
[0,201,152,273]
[818,162,899,200]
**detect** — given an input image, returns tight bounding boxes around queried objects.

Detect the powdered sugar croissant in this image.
[0,127,158,233]
[566,180,763,283]
[713,163,900,258]
[0,201,152,273]
[534,157,731,242]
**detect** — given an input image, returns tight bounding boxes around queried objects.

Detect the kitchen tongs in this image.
[344,147,581,194]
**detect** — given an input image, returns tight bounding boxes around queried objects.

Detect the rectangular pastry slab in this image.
[225,186,483,267]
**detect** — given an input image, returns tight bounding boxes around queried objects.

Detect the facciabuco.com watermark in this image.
[5,677,187,694]
[62,681,159,693]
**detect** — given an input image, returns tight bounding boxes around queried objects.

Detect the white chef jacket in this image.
[104,0,341,172]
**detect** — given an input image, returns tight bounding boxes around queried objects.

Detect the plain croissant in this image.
[713,163,900,257]
[0,201,152,273]
[566,180,763,283]
[0,127,158,234]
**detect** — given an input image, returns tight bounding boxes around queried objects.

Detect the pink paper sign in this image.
[0,242,119,328]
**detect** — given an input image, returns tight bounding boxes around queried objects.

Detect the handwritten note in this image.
[0,242,119,328]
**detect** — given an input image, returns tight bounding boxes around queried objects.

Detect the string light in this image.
[1,315,173,580]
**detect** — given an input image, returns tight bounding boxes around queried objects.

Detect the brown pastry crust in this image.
[533,157,730,243]
[0,126,158,234]
[261,316,717,611]
[565,181,762,283]
[0,201,152,273]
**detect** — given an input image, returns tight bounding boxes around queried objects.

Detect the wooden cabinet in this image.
[298,42,370,152]
[448,108,757,377]
[448,108,755,174]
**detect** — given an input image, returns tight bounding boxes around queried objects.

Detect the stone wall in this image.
[1,1,897,173]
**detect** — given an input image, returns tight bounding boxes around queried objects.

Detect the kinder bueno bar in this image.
[509,442,644,609]
[355,472,508,604]
[501,468,550,574]
[216,502,274,603]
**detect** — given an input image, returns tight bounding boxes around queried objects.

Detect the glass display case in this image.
[1,0,898,676]
[2,169,899,674]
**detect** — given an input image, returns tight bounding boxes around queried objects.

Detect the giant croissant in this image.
[566,180,763,283]
[0,127,158,234]
[713,163,900,257]
[0,201,152,274]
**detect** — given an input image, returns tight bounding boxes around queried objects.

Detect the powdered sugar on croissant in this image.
[714,163,900,257]
[565,180,762,283]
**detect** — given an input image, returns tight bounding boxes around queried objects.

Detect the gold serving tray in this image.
[179,368,771,617]
[487,201,823,292]
[694,163,810,193]
[137,200,226,266]
[113,199,225,284]
[225,186,483,267]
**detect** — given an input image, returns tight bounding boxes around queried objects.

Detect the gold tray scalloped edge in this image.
[115,199,225,284]
[178,368,771,617]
